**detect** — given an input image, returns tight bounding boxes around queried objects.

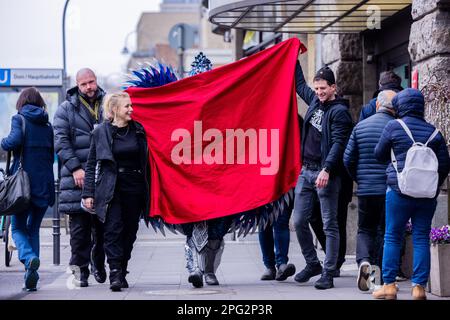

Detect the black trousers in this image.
[356,195,385,267]
[104,192,142,270]
[310,191,349,269]
[69,211,105,270]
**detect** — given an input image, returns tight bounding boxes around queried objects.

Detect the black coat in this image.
[53,86,105,214]
[295,62,353,176]
[82,121,150,222]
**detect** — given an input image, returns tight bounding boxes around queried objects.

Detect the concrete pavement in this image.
[0,221,449,301]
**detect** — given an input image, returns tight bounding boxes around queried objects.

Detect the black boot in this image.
[91,264,107,284]
[201,240,224,286]
[121,262,129,289]
[109,269,123,292]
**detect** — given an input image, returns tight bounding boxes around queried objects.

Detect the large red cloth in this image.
[127,37,304,224]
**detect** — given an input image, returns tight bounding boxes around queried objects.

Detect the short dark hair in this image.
[313,76,334,86]
[379,71,401,88]
[16,87,46,111]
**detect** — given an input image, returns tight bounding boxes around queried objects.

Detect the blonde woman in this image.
[82,92,150,292]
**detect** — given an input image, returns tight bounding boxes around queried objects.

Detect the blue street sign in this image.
[0,69,11,86]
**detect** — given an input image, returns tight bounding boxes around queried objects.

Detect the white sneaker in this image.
[357,261,372,291]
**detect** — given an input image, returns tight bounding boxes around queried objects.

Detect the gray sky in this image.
[0,0,161,80]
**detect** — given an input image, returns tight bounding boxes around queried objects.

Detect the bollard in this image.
[53,179,61,265]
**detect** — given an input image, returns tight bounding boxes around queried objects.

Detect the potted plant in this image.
[429,225,450,297]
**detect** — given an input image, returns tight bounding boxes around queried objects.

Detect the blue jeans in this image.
[11,204,47,268]
[293,168,340,273]
[382,188,436,286]
[258,205,292,269]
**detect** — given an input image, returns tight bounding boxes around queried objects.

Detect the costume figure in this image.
[124,54,294,288]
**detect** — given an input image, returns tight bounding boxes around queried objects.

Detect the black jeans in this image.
[310,192,349,269]
[69,211,105,270]
[104,192,142,270]
[356,195,385,267]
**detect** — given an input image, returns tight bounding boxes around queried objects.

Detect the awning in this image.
[209,0,411,34]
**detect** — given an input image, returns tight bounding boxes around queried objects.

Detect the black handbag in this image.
[0,115,31,216]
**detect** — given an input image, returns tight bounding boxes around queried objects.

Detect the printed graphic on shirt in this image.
[310,109,324,132]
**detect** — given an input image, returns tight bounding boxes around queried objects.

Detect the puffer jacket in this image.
[374,88,450,197]
[53,86,105,214]
[344,109,395,196]
[358,98,377,122]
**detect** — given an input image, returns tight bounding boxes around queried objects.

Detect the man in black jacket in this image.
[293,61,353,289]
[54,68,106,287]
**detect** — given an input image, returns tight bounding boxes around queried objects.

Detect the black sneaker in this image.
[260,268,276,280]
[294,263,322,283]
[275,264,296,281]
[314,272,334,290]
[93,268,107,284]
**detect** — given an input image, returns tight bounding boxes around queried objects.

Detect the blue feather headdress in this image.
[188,52,212,76]
[123,62,178,89]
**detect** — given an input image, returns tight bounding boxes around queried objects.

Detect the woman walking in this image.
[373,88,450,300]
[1,87,55,291]
[82,92,150,292]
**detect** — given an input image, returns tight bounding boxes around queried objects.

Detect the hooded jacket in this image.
[1,104,55,207]
[53,86,106,214]
[358,83,403,122]
[295,62,353,176]
[374,88,450,197]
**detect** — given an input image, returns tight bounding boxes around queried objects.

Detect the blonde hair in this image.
[102,92,130,122]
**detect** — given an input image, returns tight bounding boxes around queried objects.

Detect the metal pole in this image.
[53,0,70,266]
[177,25,185,78]
[62,0,70,92]
[53,179,61,265]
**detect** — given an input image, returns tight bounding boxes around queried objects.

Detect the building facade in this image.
[207,0,450,253]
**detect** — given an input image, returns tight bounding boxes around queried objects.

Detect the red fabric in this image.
[127,37,305,224]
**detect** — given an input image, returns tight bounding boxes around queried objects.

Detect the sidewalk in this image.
[0,221,448,300]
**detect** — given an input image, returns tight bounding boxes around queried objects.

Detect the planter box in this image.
[400,233,413,279]
[430,243,450,297]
